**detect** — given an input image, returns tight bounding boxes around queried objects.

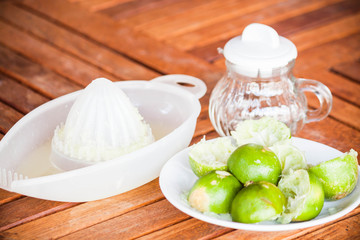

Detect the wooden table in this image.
[0,0,359,239]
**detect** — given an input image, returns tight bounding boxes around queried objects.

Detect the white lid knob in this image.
[223,23,297,77]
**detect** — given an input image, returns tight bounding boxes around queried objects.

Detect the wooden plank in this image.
[271,0,360,37]
[289,13,360,52]
[0,101,23,134]
[20,0,224,85]
[0,198,79,232]
[0,2,159,81]
[297,117,360,154]
[329,96,360,130]
[0,19,118,87]
[0,44,81,99]
[0,73,49,114]
[291,212,360,240]
[100,0,180,20]
[0,179,164,239]
[135,0,286,41]
[188,0,356,62]
[76,0,134,12]
[59,199,190,239]
[0,190,22,206]
[137,217,232,240]
[331,60,360,84]
[215,206,360,240]
[173,0,342,52]
[119,0,219,28]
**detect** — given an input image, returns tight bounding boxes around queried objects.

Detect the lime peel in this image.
[231,181,286,223]
[278,169,324,223]
[230,117,291,147]
[270,143,307,174]
[189,136,236,177]
[277,169,310,223]
[188,170,242,214]
[309,149,359,200]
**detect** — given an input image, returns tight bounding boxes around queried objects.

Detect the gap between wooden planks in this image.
[331,60,360,84]
[0,73,49,115]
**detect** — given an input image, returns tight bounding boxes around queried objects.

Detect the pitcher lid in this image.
[223,23,297,77]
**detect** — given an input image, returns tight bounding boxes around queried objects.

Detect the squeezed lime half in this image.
[230,117,291,147]
[270,143,307,175]
[188,170,242,214]
[188,137,236,177]
[278,169,324,223]
[309,149,358,200]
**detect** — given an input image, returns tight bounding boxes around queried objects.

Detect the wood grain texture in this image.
[0,198,78,232]
[0,20,117,86]
[0,0,359,239]
[0,44,81,99]
[0,73,49,114]
[331,60,360,83]
[0,180,163,239]
[270,0,360,37]
[215,207,360,240]
[0,2,160,81]
[0,190,22,206]
[138,217,232,240]
[20,0,224,85]
[170,0,343,51]
[60,199,190,239]
[129,0,286,40]
[0,101,23,134]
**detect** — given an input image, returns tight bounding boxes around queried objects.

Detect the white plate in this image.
[159,137,360,231]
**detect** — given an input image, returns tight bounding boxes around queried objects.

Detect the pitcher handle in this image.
[151,74,207,99]
[298,78,332,123]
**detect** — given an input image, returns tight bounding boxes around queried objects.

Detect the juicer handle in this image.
[298,78,333,123]
[151,74,207,99]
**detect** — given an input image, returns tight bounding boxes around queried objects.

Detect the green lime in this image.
[188,171,242,214]
[277,169,324,223]
[270,143,307,175]
[231,181,286,223]
[188,137,236,177]
[227,143,282,185]
[309,149,358,200]
[230,117,291,147]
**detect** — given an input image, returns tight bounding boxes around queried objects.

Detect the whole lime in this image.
[227,143,282,185]
[231,181,286,223]
[278,169,324,223]
[188,170,242,214]
[309,149,358,200]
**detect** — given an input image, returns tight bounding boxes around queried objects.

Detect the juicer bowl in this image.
[0,75,206,202]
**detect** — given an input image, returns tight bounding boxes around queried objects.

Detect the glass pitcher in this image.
[209,23,332,136]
